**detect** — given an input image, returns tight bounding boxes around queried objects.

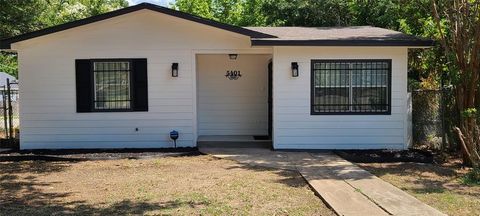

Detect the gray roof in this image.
[247,26,415,40]
[246,26,433,46]
[0,2,433,49]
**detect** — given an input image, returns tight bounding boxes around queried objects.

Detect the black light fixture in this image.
[171,63,178,77]
[291,62,299,77]
[229,54,238,60]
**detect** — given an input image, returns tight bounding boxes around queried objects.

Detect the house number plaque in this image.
[225,70,242,80]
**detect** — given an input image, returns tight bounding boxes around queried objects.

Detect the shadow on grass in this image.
[0,150,340,215]
[225,163,309,188]
[357,162,480,197]
[1,198,193,215]
[0,159,213,215]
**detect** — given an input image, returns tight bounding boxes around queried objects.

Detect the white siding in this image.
[197,54,270,135]
[14,9,412,150]
[16,9,270,149]
[272,47,409,150]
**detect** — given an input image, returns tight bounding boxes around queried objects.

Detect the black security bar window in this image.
[93,61,132,110]
[76,58,148,113]
[311,59,391,115]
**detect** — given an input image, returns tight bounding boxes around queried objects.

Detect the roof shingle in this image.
[247,26,433,46]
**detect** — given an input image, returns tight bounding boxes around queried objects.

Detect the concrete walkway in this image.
[200,147,446,216]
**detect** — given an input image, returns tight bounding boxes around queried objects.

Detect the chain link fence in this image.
[0,78,20,149]
[0,88,19,138]
[411,89,450,150]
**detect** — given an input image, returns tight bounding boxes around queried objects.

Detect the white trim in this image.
[272,46,278,149]
[191,50,198,146]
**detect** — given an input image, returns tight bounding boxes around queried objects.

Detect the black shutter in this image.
[132,59,148,111]
[75,59,92,112]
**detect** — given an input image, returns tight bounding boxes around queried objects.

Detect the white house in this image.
[0,3,432,150]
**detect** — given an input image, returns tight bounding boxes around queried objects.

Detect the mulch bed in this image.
[0,138,19,149]
[0,147,202,162]
[335,149,434,163]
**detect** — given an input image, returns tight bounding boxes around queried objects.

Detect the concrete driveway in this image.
[200,147,446,216]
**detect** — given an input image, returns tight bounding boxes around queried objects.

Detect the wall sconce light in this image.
[171,63,178,77]
[229,54,238,60]
[291,62,299,77]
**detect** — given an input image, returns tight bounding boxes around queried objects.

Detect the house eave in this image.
[251,39,435,47]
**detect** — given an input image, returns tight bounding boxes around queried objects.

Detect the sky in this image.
[126,0,175,6]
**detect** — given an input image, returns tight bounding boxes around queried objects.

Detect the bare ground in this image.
[358,161,480,216]
[0,155,335,216]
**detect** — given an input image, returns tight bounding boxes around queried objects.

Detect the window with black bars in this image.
[311,60,391,114]
[93,61,132,110]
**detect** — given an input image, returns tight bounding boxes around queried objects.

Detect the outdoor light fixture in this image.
[229,54,238,60]
[171,63,178,77]
[291,62,299,77]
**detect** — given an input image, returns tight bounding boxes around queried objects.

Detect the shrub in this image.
[463,168,480,185]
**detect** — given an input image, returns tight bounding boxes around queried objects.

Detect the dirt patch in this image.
[335,149,434,163]
[358,161,480,216]
[0,154,335,215]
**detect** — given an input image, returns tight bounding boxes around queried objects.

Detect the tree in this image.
[236,0,267,26]
[261,0,352,26]
[0,0,128,78]
[432,0,480,167]
[41,0,129,26]
[0,53,18,78]
[171,0,214,19]
[0,0,48,38]
[173,0,267,26]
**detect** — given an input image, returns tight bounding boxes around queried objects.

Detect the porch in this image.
[196,54,272,148]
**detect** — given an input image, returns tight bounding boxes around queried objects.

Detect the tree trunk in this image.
[432,0,480,166]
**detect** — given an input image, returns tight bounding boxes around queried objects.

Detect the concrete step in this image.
[197,140,272,149]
